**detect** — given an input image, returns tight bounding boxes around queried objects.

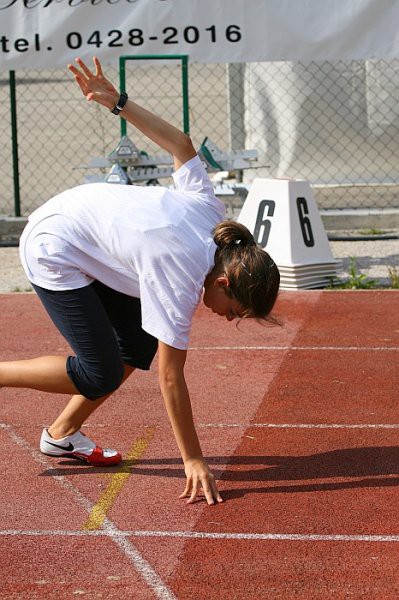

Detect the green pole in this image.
[118,55,190,138]
[9,71,21,217]
[181,55,190,135]
[119,56,127,138]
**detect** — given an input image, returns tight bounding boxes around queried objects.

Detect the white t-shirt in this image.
[20,155,225,349]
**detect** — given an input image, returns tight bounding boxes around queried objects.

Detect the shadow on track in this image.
[39,446,399,497]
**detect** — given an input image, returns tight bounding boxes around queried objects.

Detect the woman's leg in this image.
[29,283,126,401]
[2,283,156,460]
[48,365,135,439]
[0,284,131,436]
[0,356,79,394]
[45,285,157,440]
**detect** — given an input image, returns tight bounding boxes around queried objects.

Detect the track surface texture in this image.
[1,290,398,599]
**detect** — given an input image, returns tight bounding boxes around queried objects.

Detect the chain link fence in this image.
[1,59,399,217]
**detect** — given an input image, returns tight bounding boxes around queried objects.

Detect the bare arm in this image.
[68,56,196,170]
[158,341,223,505]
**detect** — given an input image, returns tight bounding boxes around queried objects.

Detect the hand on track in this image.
[180,458,224,505]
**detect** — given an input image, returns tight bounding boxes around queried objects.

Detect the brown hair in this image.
[213,221,280,319]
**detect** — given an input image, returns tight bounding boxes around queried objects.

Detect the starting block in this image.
[79,135,258,186]
[108,136,141,164]
[84,136,175,185]
[199,137,258,172]
[105,163,131,184]
[237,178,339,289]
[108,136,174,169]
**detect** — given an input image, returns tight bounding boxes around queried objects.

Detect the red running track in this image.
[0,290,398,599]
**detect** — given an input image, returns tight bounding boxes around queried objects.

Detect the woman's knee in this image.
[67,356,125,400]
[95,363,125,398]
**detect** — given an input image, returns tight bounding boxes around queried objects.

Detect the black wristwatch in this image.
[111,92,128,115]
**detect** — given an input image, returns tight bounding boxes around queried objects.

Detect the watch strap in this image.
[111,92,128,115]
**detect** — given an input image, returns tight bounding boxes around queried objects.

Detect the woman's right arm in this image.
[68,57,197,170]
[158,341,223,506]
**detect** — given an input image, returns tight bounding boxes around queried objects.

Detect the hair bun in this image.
[232,238,257,247]
[213,221,256,250]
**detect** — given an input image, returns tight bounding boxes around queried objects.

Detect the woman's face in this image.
[203,275,244,321]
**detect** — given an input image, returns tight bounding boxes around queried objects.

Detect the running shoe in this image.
[40,428,122,466]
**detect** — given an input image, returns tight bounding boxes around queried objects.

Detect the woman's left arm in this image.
[158,341,223,505]
[68,56,196,170]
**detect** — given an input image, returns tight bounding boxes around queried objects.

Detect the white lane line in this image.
[189,345,399,351]
[1,422,176,600]
[198,423,399,429]
[1,529,399,543]
[4,423,398,431]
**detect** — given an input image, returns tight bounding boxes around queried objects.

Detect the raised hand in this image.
[68,56,119,111]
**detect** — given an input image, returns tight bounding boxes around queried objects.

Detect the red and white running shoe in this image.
[40,428,122,466]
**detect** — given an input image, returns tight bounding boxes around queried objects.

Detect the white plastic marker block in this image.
[237,178,335,267]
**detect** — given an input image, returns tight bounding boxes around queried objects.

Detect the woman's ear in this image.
[215,275,229,288]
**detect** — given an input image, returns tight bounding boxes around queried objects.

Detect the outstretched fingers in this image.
[67,63,88,96]
[67,56,117,108]
[179,479,192,500]
[93,56,104,78]
[181,477,204,504]
[75,56,94,79]
[180,473,224,506]
[203,473,224,505]
[70,56,103,81]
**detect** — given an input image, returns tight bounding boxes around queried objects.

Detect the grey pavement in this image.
[0,247,32,293]
[329,234,399,287]
[0,235,398,293]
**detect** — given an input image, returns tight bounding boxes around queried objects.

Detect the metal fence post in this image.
[9,70,21,217]
[118,55,190,138]
[181,55,190,135]
[226,63,246,150]
[119,57,127,138]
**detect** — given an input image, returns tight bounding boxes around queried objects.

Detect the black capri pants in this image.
[32,280,158,400]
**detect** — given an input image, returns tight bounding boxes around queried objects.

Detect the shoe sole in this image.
[41,450,122,466]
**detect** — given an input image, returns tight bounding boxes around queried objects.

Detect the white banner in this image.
[1,0,399,70]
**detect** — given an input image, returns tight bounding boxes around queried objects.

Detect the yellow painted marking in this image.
[83,428,154,531]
